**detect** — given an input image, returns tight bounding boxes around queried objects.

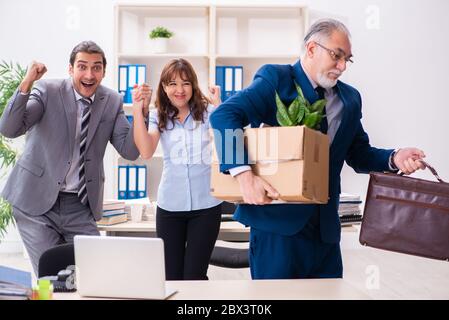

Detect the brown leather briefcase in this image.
[359,161,449,261]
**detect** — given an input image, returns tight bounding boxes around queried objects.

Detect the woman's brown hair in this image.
[155,58,208,131]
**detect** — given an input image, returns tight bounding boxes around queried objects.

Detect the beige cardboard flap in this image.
[246,126,305,162]
[211,126,329,165]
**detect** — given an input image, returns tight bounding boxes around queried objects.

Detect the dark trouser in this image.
[156,204,222,280]
[249,210,343,279]
[13,192,100,276]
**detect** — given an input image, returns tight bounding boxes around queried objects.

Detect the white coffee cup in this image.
[130,204,144,222]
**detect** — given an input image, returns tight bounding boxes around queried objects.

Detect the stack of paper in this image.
[0,266,32,300]
[98,200,127,225]
[339,193,363,226]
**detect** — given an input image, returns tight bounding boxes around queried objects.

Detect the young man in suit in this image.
[0,41,150,275]
[210,19,426,279]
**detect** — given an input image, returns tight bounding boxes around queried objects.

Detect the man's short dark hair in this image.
[69,41,107,68]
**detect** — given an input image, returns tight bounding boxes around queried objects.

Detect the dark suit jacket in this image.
[210,60,394,243]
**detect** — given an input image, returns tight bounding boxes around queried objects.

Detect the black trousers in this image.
[156,204,222,280]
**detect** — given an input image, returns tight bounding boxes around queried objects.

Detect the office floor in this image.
[2,228,449,299]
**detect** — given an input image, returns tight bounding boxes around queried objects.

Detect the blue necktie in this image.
[316,87,328,134]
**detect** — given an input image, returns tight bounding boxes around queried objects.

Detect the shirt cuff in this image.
[228,165,252,177]
[388,148,400,171]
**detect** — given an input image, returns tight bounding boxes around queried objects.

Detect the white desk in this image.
[55,278,370,300]
[98,220,357,242]
[98,220,250,242]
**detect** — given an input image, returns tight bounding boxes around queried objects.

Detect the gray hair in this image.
[303,19,351,46]
[69,40,107,68]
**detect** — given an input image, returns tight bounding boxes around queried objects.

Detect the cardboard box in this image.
[210,126,329,204]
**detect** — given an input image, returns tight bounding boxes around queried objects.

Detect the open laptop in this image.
[74,235,177,299]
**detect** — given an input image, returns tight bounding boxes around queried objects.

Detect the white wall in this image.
[1,0,448,251]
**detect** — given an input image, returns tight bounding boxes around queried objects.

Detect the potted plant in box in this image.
[275,82,327,130]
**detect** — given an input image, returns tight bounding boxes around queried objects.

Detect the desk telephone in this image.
[39,268,77,292]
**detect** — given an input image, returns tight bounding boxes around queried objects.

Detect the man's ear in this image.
[306,42,316,59]
[68,64,74,77]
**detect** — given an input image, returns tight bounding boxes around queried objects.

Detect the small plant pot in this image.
[152,38,168,54]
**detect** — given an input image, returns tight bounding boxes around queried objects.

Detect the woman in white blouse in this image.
[132,58,222,280]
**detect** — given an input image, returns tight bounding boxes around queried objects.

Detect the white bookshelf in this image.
[110,3,309,199]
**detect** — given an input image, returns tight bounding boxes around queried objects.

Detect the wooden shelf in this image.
[114,3,308,89]
[118,53,210,59]
[215,54,300,59]
[110,3,309,199]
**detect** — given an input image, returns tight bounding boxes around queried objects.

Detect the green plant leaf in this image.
[294,81,305,100]
[275,92,293,126]
[0,198,14,239]
[310,99,327,114]
[149,26,174,39]
[299,104,310,126]
[287,99,300,124]
[296,102,306,124]
[0,136,17,169]
[276,110,289,126]
[303,111,321,129]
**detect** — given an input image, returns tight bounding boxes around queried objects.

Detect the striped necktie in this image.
[316,86,328,134]
[78,97,92,205]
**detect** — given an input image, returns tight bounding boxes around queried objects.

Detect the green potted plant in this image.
[275,82,327,130]
[149,26,174,53]
[0,61,26,241]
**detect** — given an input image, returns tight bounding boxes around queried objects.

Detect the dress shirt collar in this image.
[72,82,95,103]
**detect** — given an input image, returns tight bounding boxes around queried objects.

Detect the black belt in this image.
[59,191,78,196]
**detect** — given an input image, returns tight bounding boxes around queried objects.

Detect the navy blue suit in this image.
[210,61,394,279]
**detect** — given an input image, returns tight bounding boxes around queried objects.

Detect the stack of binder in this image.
[118,64,147,104]
[216,66,243,102]
[339,193,363,226]
[118,165,147,200]
[98,200,127,226]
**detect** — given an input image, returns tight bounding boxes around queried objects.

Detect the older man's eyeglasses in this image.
[315,42,354,65]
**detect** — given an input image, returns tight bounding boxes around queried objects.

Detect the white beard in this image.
[316,70,341,89]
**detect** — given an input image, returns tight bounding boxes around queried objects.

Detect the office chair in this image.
[210,246,249,268]
[209,202,250,269]
[38,243,75,278]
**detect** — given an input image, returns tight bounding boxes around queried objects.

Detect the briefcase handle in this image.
[399,160,445,183]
